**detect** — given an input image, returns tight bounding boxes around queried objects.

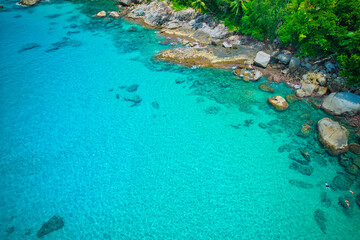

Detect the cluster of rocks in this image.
[95,10,121,19]
[18,0,41,7]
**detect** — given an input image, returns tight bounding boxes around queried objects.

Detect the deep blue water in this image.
[0,1,359,239]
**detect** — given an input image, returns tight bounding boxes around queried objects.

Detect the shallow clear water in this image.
[0,1,359,239]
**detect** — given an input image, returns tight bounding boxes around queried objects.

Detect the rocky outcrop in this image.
[19,0,41,6]
[173,8,198,21]
[254,51,270,68]
[268,96,289,110]
[296,83,316,98]
[37,216,64,238]
[95,11,106,18]
[317,118,349,155]
[321,92,360,116]
[143,1,172,27]
[155,46,253,68]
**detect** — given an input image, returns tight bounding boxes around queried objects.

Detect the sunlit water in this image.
[0,1,359,239]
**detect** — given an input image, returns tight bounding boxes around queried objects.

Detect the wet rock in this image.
[253,70,263,81]
[314,209,326,234]
[124,95,142,105]
[323,92,360,116]
[289,162,313,175]
[95,11,107,18]
[277,53,292,65]
[298,123,312,137]
[151,101,159,109]
[109,11,120,18]
[332,173,353,190]
[320,192,331,208]
[289,152,310,165]
[254,51,270,68]
[317,118,349,155]
[19,0,41,7]
[349,143,360,155]
[259,84,274,93]
[346,164,359,175]
[37,216,64,238]
[126,84,139,92]
[18,43,41,52]
[289,179,313,189]
[301,150,311,161]
[118,0,133,6]
[286,94,297,103]
[268,96,289,111]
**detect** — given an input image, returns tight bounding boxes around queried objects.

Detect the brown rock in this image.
[286,94,297,103]
[233,68,242,77]
[95,11,106,18]
[300,123,312,137]
[268,96,289,111]
[349,143,360,155]
[259,84,274,93]
[0,4,3,8]
[317,118,349,155]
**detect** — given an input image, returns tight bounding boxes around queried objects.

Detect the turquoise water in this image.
[0,1,359,239]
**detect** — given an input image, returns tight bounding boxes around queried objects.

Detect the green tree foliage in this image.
[278,0,360,83]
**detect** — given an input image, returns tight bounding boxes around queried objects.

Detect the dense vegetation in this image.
[168,0,360,84]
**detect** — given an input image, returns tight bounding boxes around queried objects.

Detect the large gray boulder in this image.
[322,92,360,116]
[317,118,349,155]
[277,53,292,65]
[254,51,270,68]
[289,56,300,70]
[19,0,41,6]
[144,1,172,26]
[200,23,229,39]
[173,8,199,21]
[118,0,133,6]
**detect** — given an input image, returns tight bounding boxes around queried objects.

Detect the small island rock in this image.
[268,96,289,111]
[95,11,107,18]
[317,118,349,155]
[259,84,274,93]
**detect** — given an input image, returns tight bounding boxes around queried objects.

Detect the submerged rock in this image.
[286,94,297,103]
[299,123,312,137]
[320,192,331,208]
[322,92,360,116]
[349,143,360,155]
[314,209,326,234]
[289,162,313,175]
[37,216,64,238]
[355,194,360,208]
[289,152,310,165]
[124,95,142,105]
[18,43,41,52]
[152,101,159,109]
[332,173,353,190]
[259,84,274,93]
[254,51,270,68]
[289,179,313,189]
[126,84,139,92]
[268,96,289,111]
[19,0,41,7]
[317,118,349,155]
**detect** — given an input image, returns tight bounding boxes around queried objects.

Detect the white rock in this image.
[254,51,270,68]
